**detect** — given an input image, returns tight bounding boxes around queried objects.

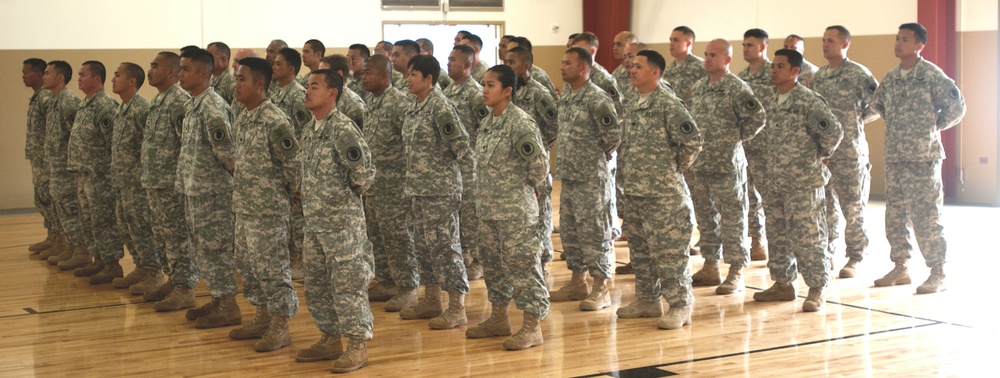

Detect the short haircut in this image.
[619,31,637,43]
[270,39,289,49]
[487,64,518,95]
[673,26,696,41]
[394,39,421,56]
[416,38,434,54]
[349,44,372,59]
[572,31,600,49]
[367,54,392,77]
[278,47,302,74]
[632,41,649,51]
[378,40,393,49]
[744,28,769,43]
[325,55,351,78]
[310,68,344,101]
[207,42,231,58]
[238,57,273,93]
[24,58,46,73]
[899,22,928,44]
[501,34,515,41]
[457,30,470,38]
[452,45,475,62]
[49,60,73,84]
[509,36,533,51]
[568,33,580,40]
[826,25,852,42]
[786,34,805,42]
[407,54,441,86]
[305,39,326,56]
[565,47,593,66]
[636,50,665,73]
[507,46,533,64]
[180,45,200,54]
[181,48,215,72]
[774,49,803,69]
[83,60,107,84]
[158,51,181,72]
[121,62,146,89]
[461,33,484,50]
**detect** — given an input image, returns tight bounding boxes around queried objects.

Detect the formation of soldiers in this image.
[20,21,964,374]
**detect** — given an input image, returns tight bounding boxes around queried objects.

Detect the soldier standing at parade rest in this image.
[738,28,775,262]
[41,61,82,265]
[207,42,236,104]
[23,58,58,258]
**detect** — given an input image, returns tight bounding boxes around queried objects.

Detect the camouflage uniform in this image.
[617,86,702,306]
[872,58,965,267]
[557,81,621,279]
[738,61,776,243]
[364,87,419,290]
[662,53,707,107]
[112,95,159,269]
[443,77,485,268]
[476,104,550,317]
[512,79,558,263]
[45,89,84,246]
[812,59,880,260]
[612,64,630,98]
[799,59,819,88]
[68,90,123,263]
[403,89,472,294]
[338,87,367,130]
[438,69,454,90]
[346,76,371,103]
[143,83,197,289]
[232,100,300,317]
[269,81,309,269]
[301,109,376,340]
[763,84,842,288]
[688,73,766,266]
[26,89,57,232]
[530,65,559,98]
[391,70,406,92]
[177,87,238,298]
[471,61,490,84]
[211,70,236,105]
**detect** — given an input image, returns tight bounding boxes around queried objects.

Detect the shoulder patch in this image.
[435,108,464,140]
[269,124,300,158]
[213,129,226,141]
[680,121,695,134]
[514,132,543,160]
[352,116,364,130]
[808,109,833,131]
[295,110,307,123]
[335,131,369,168]
[736,91,761,112]
[867,83,878,94]
[347,146,362,161]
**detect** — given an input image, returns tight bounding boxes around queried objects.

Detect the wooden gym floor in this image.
[0,181,996,377]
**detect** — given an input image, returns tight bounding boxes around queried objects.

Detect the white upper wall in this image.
[959,0,998,31]
[0,0,580,50]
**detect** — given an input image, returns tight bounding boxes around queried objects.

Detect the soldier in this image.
[738,28,775,261]
[454,30,470,46]
[416,38,454,89]
[664,26,707,107]
[299,39,325,86]
[207,42,236,105]
[784,35,819,88]
[373,41,393,57]
[41,61,83,266]
[265,39,288,66]
[550,47,621,311]
[398,55,473,330]
[173,48,242,328]
[610,31,637,94]
[317,55,366,130]
[360,54,419,310]
[504,46,558,275]
[506,37,558,97]
[615,50,703,329]
[270,47,309,280]
[752,49,843,312]
[294,68,375,373]
[63,61,123,275]
[139,52,197,309]
[22,58,59,258]
[457,33,490,83]
[444,44,485,280]
[232,49,257,72]
[225,57,300,352]
[497,34,514,61]
[813,25,881,278]
[687,39,766,294]
[871,23,965,294]
[390,40,420,92]
[347,44,372,101]
[465,65,549,349]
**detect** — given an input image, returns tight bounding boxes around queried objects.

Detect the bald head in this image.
[232,48,259,71]
[612,31,637,60]
[708,39,732,56]
[704,39,734,77]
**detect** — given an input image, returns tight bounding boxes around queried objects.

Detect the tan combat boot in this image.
[716,264,745,295]
[74,255,105,277]
[195,295,242,329]
[296,333,342,362]
[229,306,271,339]
[691,259,721,286]
[254,314,291,352]
[616,298,663,318]
[549,271,589,302]
[753,281,797,302]
[615,262,634,275]
[874,261,911,287]
[657,305,692,330]
[89,260,124,284]
[750,237,768,261]
[466,302,512,338]
[56,244,90,270]
[368,281,398,302]
[129,270,167,295]
[39,233,68,259]
[144,280,175,302]
[502,312,543,350]
[400,285,443,320]
[839,258,861,278]
[330,338,368,373]
[187,297,221,320]
[113,267,150,289]
[385,287,418,312]
[429,291,467,329]
[153,285,196,311]
[29,229,56,254]
[579,276,610,311]
[916,263,946,294]
[802,287,825,312]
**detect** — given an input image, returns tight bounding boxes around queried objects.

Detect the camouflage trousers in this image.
[460,183,480,263]
[50,171,87,246]
[148,188,198,289]
[116,185,160,269]
[826,158,871,260]
[412,194,469,294]
[30,158,59,231]
[746,150,768,241]
[559,178,614,279]
[184,193,238,297]
[538,174,554,263]
[621,195,695,307]
[235,213,297,318]
[763,187,830,288]
[288,200,304,265]
[79,173,123,262]
[608,153,622,237]
[303,223,374,340]
[480,219,549,317]
[688,169,750,266]
[365,193,419,290]
[885,161,947,268]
